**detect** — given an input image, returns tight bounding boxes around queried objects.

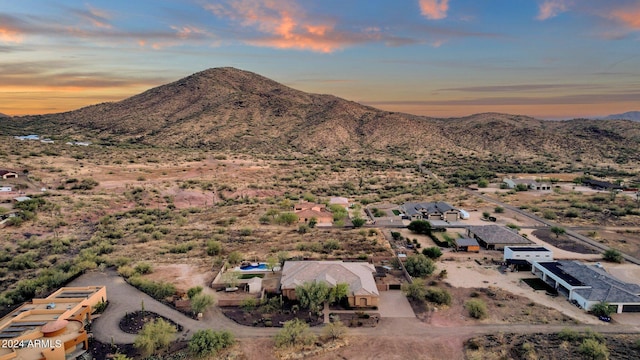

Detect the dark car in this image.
[598,315,611,322]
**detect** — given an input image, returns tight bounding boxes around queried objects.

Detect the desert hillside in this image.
[3,67,640,162]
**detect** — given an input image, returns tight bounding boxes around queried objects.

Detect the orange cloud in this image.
[0,26,23,43]
[418,0,449,20]
[610,7,640,30]
[536,0,570,20]
[205,0,351,52]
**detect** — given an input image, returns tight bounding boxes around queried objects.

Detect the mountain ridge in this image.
[596,111,640,122]
[3,67,640,162]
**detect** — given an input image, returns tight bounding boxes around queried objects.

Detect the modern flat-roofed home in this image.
[532,261,640,313]
[0,286,106,360]
[0,170,18,179]
[502,178,550,190]
[294,202,333,225]
[504,246,553,270]
[467,225,533,250]
[401,201,460,222]
[280,261,379,307]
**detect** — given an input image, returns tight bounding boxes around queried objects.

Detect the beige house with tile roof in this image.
[280,261,379,307]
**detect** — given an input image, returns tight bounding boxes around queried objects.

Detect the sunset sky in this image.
[1,0,639,119]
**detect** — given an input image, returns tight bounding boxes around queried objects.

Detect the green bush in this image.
[190,293,214,314]
[422,246,442,259]
[542,210,557,220]
[134,262,153,274]
[603,249,623,263]
[128,277,176,300]
[189,330,235,357]
[579,338,609,360]
[401,278,426,302]
[426,288,452,305]
[494,206,505,213]
[404,254,436,277]
[206,240,222,256]
[465,299,487,319]
[187,286,203,299]
[274,319,316,348]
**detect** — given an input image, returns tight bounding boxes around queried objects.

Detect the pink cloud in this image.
[0,26,23,43]
[536,0,570,20]
[205,0,365,52]
[418,0,449,20]
[609,6,640,30]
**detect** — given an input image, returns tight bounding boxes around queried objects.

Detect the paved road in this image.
[466,190,640,265]
[70,270,640,346]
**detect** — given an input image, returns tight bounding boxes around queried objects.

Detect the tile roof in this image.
[281,261,379,297]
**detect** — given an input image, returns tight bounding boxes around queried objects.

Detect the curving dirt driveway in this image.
[70,270,639,347]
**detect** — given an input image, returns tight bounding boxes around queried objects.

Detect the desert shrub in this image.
[465,299,487,319]
[134,262,153,274]
[297,224,310,234]
[603,249,623,263]
[422,246,442,259]
[322,319,347,341]
[275,212,298,225]
[579,338,609,360]
[187,286,203,299]
[274,319,316,348]
[190,293,214,314]
[169,242,193,254]
[477,179,488,188]
[402,278,426,302]
[228,251,243,265]
[70,178,99,190]
[558,328,580,341]
[542,210,557,220]
[351,217,366,228]
[494,206,505,213]
[240,297,257,311]
[323,240,340,251]
[426,288,452,305]
[404,254,436,277]
[408,220,432,235]
[134,318,176,357]
[128,277,176,300]
[118,266,136,278]
[189,330,235,357]
[206,240,222,256]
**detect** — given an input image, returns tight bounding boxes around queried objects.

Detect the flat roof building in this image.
[0,286,107,360]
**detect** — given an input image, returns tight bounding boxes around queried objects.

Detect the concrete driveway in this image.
[377,291,415,318]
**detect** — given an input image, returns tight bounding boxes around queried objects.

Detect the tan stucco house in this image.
[280,261,379,307]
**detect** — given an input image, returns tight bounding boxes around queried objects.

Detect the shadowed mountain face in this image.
[4,67,640,160]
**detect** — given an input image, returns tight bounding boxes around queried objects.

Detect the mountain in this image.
[4,67,640,161]
[0,113,9,118]
[598,111,640,122]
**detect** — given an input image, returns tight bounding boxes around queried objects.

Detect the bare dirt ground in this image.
[141,264,215,295]
[438,256,601,325]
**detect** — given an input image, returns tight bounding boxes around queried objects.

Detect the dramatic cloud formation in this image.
[0,15,26,43]
[418,0,450,20]
[536,0,570,20]
[205,0,377,52]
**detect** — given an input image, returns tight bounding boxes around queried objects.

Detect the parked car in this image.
[598,315,611,322]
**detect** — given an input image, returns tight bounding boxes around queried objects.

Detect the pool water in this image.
[239,263,268,271]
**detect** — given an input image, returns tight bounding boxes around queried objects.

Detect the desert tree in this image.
[295,281,330,316]
[191,293,214,315]
[550,226,566,238]
[134,318,176,357]
[404,254,436,277]
[274,319,317,348]
[603,249,623,263]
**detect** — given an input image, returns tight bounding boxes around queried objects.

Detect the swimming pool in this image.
[237,263,268,271]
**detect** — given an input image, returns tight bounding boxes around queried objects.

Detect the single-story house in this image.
[503,178,551,190]
[294,202,333,224]
[0,170,18,179]
[582,179,623,191]
[329,197,350,208]
[532,261,640,313]
[504,246,553,262]
[401,201,460,222]
[280,261,379,308]
[13,196,32,203]
[0,186,12,192]
[454,238,480,252]
[294,202,326,212]
[467,225,533,250]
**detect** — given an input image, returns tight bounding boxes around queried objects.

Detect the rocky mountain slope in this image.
[598,111,640,122]
[4,67,640,161]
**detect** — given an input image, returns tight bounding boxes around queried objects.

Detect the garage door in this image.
[622,304,640,312]
[445,213,458,222]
